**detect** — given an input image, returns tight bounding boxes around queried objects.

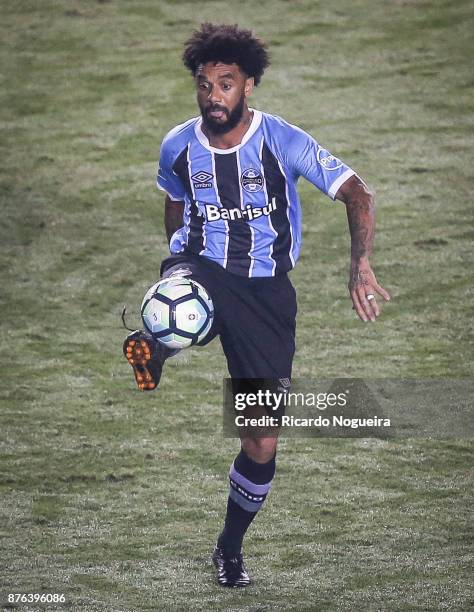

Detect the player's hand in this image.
[348,258,390,322]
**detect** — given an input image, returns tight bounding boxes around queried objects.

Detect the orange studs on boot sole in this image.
[123,336,157,391]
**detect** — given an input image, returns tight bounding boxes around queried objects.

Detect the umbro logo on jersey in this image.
[241,168,264,193]
[204,197,277,222]
[191,171,213,189]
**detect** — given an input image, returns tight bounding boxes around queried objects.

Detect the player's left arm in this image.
[335,175,391,322]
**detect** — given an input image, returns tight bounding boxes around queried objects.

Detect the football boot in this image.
[212,546,251,588]
[123,330,178,391]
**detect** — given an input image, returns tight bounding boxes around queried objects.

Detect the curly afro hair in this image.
[183,23,270,86]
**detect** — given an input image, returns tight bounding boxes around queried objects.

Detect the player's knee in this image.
[241,436,278,463]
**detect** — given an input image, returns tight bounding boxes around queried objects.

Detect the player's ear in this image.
[244,77,254,98]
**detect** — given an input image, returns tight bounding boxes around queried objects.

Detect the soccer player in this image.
[123,23,390,587]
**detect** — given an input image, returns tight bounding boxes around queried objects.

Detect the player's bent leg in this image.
[123,258,217,391]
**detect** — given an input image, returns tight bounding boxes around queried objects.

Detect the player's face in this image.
[196,62,253,135]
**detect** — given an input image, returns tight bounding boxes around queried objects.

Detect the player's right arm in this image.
[156,127,188,248]
[165,194,185,243]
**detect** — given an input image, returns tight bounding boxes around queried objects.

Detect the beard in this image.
[200,94,246,135]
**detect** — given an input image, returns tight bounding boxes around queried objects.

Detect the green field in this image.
[1,0,473,610]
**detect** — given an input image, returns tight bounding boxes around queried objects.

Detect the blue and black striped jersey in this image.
[157,109,355,277]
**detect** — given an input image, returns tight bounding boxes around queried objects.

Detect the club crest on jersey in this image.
[191,170,213,189]
[204,197,277,222]
[240,168,264,193]
[317,147,343,171]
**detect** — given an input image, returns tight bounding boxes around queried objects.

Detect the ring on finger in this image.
[366,294,375,301]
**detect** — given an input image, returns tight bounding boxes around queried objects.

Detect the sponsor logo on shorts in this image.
[191,171,213,189]
[317,147,343,171]
[204,197,277,222]
[240,168,264,193]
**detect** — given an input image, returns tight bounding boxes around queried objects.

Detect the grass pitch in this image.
[1,1,473,610]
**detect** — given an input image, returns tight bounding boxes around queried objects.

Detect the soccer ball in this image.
[141,277,214,350]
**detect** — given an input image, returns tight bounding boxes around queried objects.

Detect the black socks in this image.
[217,449,276,556]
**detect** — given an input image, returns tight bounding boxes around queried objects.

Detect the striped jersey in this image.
[157,109,355,277]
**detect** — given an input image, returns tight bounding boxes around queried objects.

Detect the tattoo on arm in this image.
[347,201,375,290]
[339,177,376,290]
[347,198,375,260]
[349,267,370,291]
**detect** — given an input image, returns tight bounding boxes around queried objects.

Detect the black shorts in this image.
[160,250,297,380]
